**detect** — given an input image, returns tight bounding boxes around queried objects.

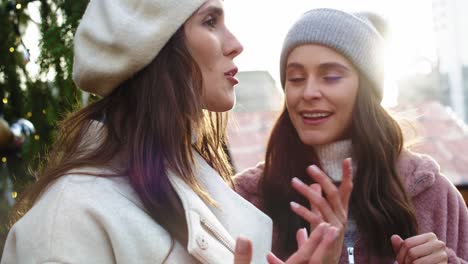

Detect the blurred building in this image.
[228,71,282,171]
[231,71,283,113]
[395,101,468,187]
[432,0,468,121]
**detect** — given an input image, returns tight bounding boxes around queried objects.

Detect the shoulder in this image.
[397,150,440,197]
[233,162,265,206]
[397,150,461,200]
[398,152,468,261]
[3,172,172,263]
[233,162,264,194]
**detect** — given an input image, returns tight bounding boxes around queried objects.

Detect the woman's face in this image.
[285,44,359,146]
[184,0,243,112]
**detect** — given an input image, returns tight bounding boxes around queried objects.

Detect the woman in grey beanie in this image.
[1,1,342,263]
[235,8,468,264]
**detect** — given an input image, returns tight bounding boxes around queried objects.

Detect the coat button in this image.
[196,234,209,250]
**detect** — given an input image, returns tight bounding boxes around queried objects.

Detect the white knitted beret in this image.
[72,0,207,96]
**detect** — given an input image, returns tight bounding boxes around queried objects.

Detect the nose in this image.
[223,29,244,58]
[303,79,322,100]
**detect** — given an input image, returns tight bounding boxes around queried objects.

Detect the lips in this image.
[300,110,332,125]
[224,67,238,77]
[224,67,239,85]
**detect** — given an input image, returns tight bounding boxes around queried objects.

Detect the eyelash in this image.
[204,15,217,28]
[288,78,305,83]
[287,76,342,84]
[323,76,342,82]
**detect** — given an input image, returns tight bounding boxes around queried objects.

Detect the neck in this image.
[313,139,353,181]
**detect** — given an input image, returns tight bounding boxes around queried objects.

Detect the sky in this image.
[22,0,438,107]
[224,0,438,106]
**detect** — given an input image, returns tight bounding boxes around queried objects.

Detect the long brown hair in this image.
[11,27,233,247]
[261,77,418,257]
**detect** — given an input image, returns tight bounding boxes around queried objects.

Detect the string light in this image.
[42,109,46,114]
[34,135,40,140]
[1,157,6,163]
[9,47,15,53]
[16,3,22,10]
[11,192,18,199]
[2,98,7,104]
[26,112,32,118]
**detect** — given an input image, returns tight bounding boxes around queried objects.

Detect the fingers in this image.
[234,236,252,264]
[394,233,445,264]
[403,233,436,247]
[290,201,322,229]
[308,226,340,264]
[391,234,404,256]
[296,228,308,248]
[310,183,322,195]
[339,158,353,211]
[306,165,345,218]
[267,252,284,264]
[412,249,448,264]
[286,223,329,263]
[407,240,445,263]
[292,177,341,226]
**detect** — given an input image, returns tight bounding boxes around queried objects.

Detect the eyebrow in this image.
[287,62,351,72]
[286,62,305,71]
[197,6,224,17]
[318,62,351,72]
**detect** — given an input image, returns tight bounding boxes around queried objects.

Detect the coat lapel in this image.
[168,151,272,264]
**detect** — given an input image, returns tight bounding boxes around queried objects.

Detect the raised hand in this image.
[391,233,448,264]
[234,223,340,264]
[289,158,354,263]
[267,223,340,264]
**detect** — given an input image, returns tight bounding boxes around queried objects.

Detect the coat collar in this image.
[71,121,272,262]
[168,151,272,264]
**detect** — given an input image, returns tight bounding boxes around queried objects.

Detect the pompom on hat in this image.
[280,8,388,101]
[72,0,207,97]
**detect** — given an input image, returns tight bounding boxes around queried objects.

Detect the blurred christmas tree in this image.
[0,0,88,254]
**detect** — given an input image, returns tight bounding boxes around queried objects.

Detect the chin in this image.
[206,100,235,112]
[298,133,332,146]
[218,96,236,112]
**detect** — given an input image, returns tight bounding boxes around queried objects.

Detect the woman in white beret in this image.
[1,1,341,263]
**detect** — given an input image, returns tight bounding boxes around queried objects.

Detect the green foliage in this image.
[0,0,88,255]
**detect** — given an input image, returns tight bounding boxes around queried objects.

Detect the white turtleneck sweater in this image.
[314,139,354,182]
[314,139,357,261]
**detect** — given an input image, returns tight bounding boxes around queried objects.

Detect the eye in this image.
[287,77,305,83]
[204,15,217,28]
[323,76,342,82]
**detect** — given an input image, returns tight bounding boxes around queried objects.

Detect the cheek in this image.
[285,89,299,109]
[336,91,358,125]
[187,34,218,72]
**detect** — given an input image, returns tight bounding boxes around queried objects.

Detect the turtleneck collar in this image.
[314,139,353,182]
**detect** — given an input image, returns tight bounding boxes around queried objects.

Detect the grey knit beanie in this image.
[280,8,387,101]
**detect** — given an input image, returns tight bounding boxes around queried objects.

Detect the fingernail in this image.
[327,227,339,239]
[317,222,329,230]
[292,177,303,185]
[290,201,300,209]
[310,165,320,173]
[236,236,249,254]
